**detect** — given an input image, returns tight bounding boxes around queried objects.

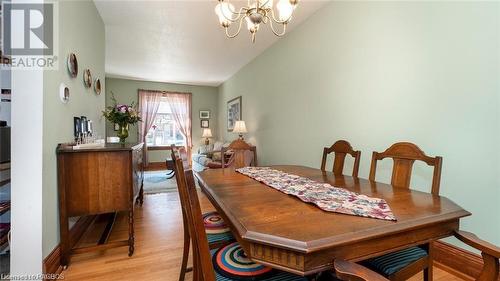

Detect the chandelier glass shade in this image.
[214,0,299,42]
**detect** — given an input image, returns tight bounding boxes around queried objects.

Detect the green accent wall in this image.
[42,0,106,257]
[218,1,500,247]
[105,77,219,161]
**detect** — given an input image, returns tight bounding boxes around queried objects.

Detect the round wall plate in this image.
[83,69,92,88]
[94,78,101,95]
[59,83,70,103]
[67,53,78,78]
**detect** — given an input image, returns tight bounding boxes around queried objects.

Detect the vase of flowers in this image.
[103,95,141,143]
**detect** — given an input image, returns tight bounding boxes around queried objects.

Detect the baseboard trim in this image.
[433,240,500,280]
[43,216,96,277]
[144,161,167,171]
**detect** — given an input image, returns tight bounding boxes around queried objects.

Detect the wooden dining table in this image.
[194,165,471,276]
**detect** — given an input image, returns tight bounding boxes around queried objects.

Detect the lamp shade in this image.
[233,121,247,134]
[202,128,213,138]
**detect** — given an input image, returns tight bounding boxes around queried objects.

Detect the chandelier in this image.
[214,0,299,43]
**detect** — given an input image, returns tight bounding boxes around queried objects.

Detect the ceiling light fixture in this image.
[215,0,299,43]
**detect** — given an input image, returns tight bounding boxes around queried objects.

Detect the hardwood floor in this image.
[61,193,466,281]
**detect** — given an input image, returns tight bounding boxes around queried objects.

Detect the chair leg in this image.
[179,225,190,281]
[423,242,433,281]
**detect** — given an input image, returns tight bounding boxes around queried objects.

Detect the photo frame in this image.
[201,119,209,128]
[74,117,81,137]
[227,96,242,131]
[1,89,11,102]
[199,110,210,119]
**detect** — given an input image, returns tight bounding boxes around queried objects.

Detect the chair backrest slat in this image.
[368,142,442,195]
[172,148,216,281]
[321,140,361,177]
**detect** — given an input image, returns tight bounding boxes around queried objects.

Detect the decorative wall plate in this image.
[83,69,92,88]
[67,53,78,78]
[94,78,102,95]
[59,83,70,103]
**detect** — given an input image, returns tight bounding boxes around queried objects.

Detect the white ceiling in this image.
[94,0,328,86]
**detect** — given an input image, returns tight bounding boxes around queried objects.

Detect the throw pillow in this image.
[212,152,222,161]
[213,141,224,152]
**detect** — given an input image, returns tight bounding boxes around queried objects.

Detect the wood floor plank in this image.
[61,192,465,281]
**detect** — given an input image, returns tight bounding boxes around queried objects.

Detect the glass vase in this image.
[117,123,129,144]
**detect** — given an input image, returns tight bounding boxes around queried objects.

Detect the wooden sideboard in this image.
[56,143,144,268]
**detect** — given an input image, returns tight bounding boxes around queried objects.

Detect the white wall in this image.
[218,1,500,247]
[10,22,44,281]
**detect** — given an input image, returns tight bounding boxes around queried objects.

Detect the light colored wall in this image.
[218,1,500,247]
[105,77,219,161]
[42,0,106,257]
[11,15,44,275]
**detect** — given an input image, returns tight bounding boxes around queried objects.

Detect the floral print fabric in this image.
[236,167,396,221]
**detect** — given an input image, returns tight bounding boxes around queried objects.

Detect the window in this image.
[145,100,186,147]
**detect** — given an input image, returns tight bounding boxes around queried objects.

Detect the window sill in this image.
[147,145,188,151]
[147,146,174,151]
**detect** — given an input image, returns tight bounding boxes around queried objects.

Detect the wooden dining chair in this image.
[336,230,500,281]
[334,259,390,281]
[364,142,443,281]
[369,142,442,195]
[171,146,234,281]
[222,139,257,169]
[173,157,307,281]
[320,140,361,177]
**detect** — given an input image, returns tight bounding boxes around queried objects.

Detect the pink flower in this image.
[120,106,127,113]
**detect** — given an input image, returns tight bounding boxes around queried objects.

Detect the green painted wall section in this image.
[218,1,500,247]
[105,78,219,161]
[42,0,106,257]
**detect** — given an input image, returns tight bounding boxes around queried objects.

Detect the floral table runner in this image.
[236,167,397,221]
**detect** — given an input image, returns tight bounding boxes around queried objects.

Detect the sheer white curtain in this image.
[164,92,192,164]
[138,90,163,165]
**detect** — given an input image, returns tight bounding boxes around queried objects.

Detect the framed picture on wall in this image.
[201,119,209,128]
[227,96,242,131]
[199,110,210,119]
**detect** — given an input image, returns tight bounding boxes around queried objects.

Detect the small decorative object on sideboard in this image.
[201,119,209,128]
[233,120,247,140]
[73,116,101,147]
[83,69,92,88]
[67,53,78,78]
[202,128,212,145]
[102,93,141,143]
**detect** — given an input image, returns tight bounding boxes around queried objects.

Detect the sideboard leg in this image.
[139,180,144,206]
[128,209,135,257]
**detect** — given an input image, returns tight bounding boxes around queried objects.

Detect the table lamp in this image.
[202,128,212,145]
[233,120,247,140]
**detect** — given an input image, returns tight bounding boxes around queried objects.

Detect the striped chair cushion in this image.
[365,246,428,276]
[211,242,307,281]
[207,231,234,244]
